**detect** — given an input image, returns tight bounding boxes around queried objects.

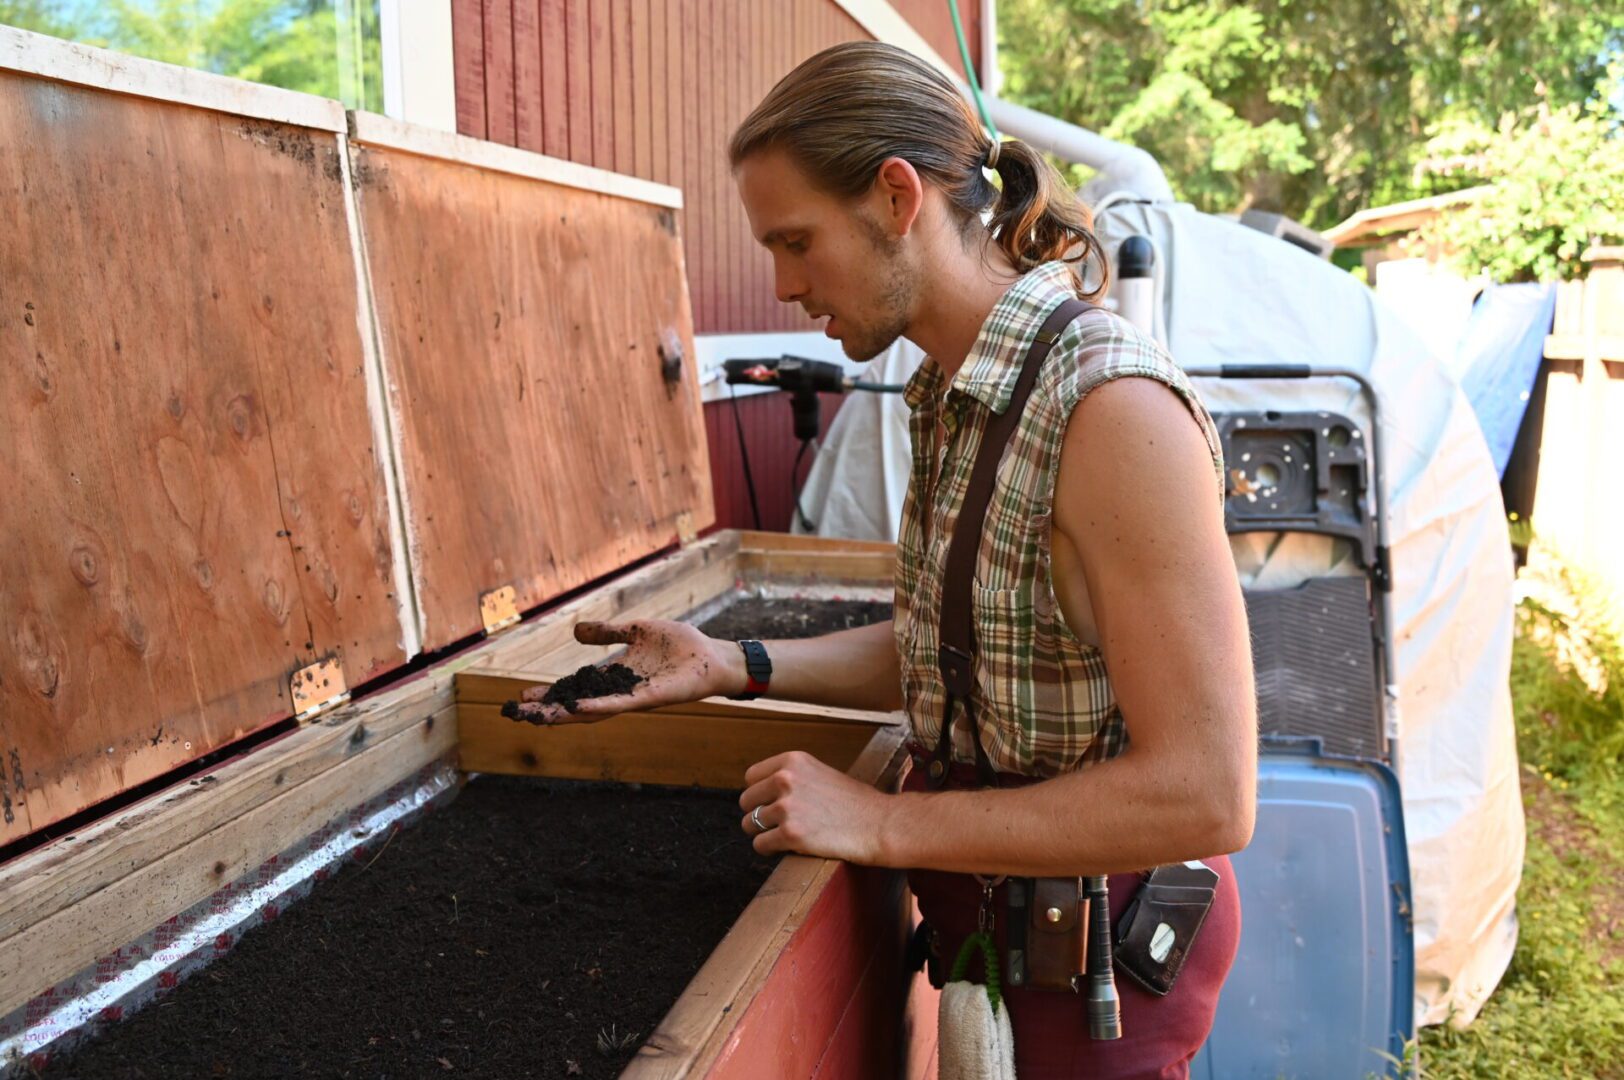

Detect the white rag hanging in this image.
[937,932,1017,1080]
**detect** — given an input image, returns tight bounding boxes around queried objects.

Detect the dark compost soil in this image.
[696,597,891,642]
[44,779,770,1080]
[537,663,643,714]
[42,598,892,1080]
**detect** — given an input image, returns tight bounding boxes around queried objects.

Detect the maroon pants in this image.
[903,759,1241,1080]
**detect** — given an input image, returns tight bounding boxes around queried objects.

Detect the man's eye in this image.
[785,239,807,254]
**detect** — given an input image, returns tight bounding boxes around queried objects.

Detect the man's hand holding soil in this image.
[506,620,743,724]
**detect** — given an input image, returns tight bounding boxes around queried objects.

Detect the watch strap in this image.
[729,639,772,700]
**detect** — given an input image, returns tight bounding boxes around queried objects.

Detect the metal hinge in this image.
[675,511,698,545]
[291,656,350,722]
[480,585,521,636]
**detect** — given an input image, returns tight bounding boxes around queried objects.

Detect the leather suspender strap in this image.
[928,297,1094,790]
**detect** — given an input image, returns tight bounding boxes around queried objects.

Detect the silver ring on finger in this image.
[750,805,769,834]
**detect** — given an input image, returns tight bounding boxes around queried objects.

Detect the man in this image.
[513,42,1256,1079]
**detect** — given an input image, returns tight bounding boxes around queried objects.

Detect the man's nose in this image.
[774,261,808,305]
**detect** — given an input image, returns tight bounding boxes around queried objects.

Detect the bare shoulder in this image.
[1052,375,1222,550]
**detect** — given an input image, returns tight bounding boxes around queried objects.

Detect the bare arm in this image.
[513,615,902,722]
[748,618,903,711]
[837,378,1256,874]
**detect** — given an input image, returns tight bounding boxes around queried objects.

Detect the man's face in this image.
[735,149,916,361]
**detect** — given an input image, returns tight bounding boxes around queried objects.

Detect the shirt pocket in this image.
[970,584,1033,730]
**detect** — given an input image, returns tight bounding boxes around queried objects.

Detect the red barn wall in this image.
[448,0,980,529]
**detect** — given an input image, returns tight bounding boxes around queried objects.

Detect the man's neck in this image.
[904,241,1024,379]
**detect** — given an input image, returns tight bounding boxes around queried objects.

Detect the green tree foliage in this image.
[1419,76,1624,282]
[0,0,382,111]
[999,0,1623,228]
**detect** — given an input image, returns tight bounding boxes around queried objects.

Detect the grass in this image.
[1418,558,1624,1079]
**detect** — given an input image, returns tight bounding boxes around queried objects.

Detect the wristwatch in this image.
[729,639,772,700]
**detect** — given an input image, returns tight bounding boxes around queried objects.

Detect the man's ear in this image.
[872,157,924,239]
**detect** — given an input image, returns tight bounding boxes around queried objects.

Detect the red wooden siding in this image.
[893,0,981,81]
[451,0,978,529]
[450,0,979,336]
[704,389,846,533]
[706,864,911,1079]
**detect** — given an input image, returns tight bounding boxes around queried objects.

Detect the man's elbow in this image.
[1206,750,1257,855]
[1204,792,1255,856]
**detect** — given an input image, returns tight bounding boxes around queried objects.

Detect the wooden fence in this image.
[1530,246,1624,621]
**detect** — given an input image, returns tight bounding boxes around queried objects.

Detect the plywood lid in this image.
[349,114,716,652]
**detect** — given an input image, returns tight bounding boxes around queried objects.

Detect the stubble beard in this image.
[840,210,916,362]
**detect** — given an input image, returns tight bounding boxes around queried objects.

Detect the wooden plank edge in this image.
[0,705,458,1019]
[625,855,836,1079]
[478,561,743,680]
[0,683,447,937]
[347,109,683,209]
[455,704,879,787]
[1544,333,1624,364]
[735,548,895,583]
[623,727,910,1078]
[736,531,896,555]
[454,670,898,726]
[0,534,741,944]
[0,23,345,131]
[339,130,427,657]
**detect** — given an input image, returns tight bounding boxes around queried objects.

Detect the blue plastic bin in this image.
[1192,742,1414,1079]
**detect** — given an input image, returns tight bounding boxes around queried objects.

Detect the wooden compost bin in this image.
[449,532,923,1078]
[0,29,932,1078]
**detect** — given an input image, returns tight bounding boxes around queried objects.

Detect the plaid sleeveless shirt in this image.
[893,262,1224,778]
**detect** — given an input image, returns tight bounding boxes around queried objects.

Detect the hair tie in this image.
[984,139,1001,170]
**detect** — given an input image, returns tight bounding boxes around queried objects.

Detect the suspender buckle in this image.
[938,643,976,697]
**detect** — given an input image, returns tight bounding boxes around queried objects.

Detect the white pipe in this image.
[980,0,1002,97]
[984,95,1174,204]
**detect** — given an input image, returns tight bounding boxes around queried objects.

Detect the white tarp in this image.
[792,339,923,542]
[794,200,1525,1027]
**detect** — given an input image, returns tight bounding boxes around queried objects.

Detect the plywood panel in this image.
[351,139,714,651]
[0,72,408,845]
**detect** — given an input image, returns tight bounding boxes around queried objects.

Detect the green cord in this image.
[947,0,999,142]
[949,931,1004,1013]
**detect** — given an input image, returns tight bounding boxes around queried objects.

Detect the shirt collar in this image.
[904,262,1078,417]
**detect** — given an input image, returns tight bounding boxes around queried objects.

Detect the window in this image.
[0,1,385,112]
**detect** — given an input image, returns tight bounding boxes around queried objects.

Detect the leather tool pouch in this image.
[1112,862,1220,996]
[1010,876,1088,993]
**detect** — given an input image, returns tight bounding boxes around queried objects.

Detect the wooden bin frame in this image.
[0,531,932,1078]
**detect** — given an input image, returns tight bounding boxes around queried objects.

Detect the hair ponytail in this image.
[730,42,1108,301]
[986,139,1108,301]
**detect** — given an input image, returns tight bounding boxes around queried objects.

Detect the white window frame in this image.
[379,0,457,131]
